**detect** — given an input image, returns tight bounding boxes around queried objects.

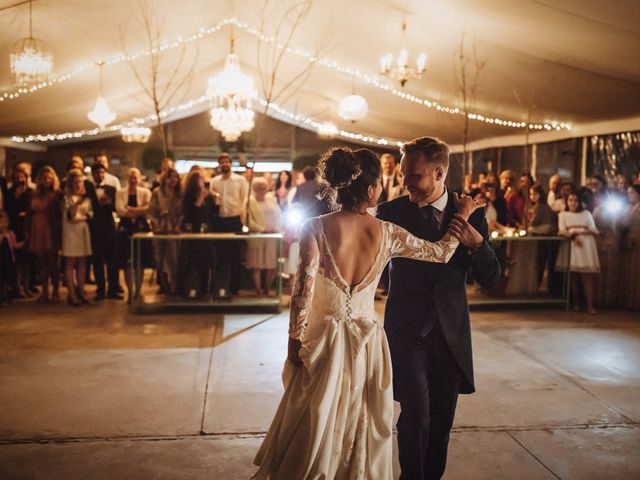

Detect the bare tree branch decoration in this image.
[120,0,199,157]
[453,30,485,178]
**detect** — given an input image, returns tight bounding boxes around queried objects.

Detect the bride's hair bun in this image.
[317,147,381,211]
[319,148,361,189]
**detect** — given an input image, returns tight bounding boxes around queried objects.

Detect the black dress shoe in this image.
[107,293,125,300]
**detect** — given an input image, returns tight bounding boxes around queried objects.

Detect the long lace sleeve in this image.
[288,219,320,340]
[386,221,459,263]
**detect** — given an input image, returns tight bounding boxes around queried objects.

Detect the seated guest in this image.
[116,168,151,301]
[91,163,120,300]
[28,166,63,303]
[247,178,282,296]
[555,193,600,314]
[181,170,218,298]
[6,167,33,298]
[62,168,93,306]
[0,211,21,306]
[150,167,182,294]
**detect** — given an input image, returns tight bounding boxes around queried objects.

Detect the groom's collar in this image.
[418,188,448,212]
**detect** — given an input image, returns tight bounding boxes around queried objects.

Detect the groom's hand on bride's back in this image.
[448,214,484,249]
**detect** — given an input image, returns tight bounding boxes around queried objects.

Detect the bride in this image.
[253,147,480,479]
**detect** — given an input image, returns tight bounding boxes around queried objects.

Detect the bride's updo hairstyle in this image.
[318,147,381,211]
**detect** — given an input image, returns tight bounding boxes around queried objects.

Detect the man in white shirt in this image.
[92,153,122,191]
[210,153,249,296]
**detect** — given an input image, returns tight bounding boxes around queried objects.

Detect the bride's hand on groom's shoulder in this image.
[452,192,484,220]
[287,337,303,366]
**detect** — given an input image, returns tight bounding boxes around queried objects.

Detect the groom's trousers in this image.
[390,326,463,480]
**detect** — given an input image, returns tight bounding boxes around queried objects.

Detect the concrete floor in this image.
[0,298,639,479]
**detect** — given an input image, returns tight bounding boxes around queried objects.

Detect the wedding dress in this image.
[253,216,459,480]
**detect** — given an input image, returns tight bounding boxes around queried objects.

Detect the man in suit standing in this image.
[377,137,500,479]
[378,153,403,203]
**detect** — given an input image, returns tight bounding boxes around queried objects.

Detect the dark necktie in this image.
[419,205,440,241]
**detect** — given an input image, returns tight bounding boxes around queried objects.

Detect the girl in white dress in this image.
[248,177,283,296]
[555,193,600,314]
[253,148,480,479]
[62,168,93,306]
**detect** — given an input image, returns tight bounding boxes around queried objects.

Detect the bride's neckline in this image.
[317,217,385,294]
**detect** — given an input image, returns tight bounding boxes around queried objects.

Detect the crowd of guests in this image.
[1,150,638,312]
[462,169,640,313]
[0,151,335,306]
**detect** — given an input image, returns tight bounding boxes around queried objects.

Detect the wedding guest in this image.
[555,193,600,314]
[547,174,562,209]
[247,178,282,296]
[585,174,607,212]
[0,211,21,306]
[528,185,557,289]
[507,172,534,227]
[499,169,516,201]
[210,153,248,296]
[6,168,33,298]
[28,166,62,303]
[620,185,640,310]
[286,171,305,207]
[93,152,122,191]
[551,181,574,213]
[116,168,151,301]
[181,170,218,298]
[275,170,292,209]
[90,163,120,300]
[150,167,182,295]
[592,190,623,308]
[292,166,330,220]
[62,168,93,306]
[0,175,8,211]
[12,161,36,189]
[615,174,630,195]
[379,153,403,203]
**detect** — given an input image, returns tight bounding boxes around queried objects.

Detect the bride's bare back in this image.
[321,211,383,288]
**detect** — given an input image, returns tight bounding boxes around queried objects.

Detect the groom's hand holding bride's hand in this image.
[449,193,485,250]
[288,337,303,366]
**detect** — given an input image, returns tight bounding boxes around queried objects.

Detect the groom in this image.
[377,137,500,479]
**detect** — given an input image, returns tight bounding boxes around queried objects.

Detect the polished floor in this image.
[0,296,638,479]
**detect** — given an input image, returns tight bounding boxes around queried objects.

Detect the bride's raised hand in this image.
[452,192,484,220]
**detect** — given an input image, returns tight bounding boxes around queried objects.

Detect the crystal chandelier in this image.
[121,126,151,143]
[10,0,53,85]
[87,62,116,129]
[207,33,257,142]
[379,21,426,88]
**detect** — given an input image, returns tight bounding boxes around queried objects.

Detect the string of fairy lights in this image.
[4,16,572,144]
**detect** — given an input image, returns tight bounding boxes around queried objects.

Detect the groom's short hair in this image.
[401,137,449,170]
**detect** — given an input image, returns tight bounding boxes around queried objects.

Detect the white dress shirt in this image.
[211,172,249,218]
[91,171,121,191]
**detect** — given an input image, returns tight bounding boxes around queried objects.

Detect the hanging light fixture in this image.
[339,78,368,123]
[206,29,257,141]
[121,126,151,143]
[87,62,116,129]
[10,0,53,85]
[379,21,426,88]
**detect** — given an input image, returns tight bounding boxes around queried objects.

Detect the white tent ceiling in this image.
[0,0,639,150]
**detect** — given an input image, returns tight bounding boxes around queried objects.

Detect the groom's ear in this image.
[435,166,445,181]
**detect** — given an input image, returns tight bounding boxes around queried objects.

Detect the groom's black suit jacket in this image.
[377,192,500,394]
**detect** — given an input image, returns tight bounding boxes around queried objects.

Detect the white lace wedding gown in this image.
[253,217,459,480]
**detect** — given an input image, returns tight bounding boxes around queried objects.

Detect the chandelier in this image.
[379,21,426,88]
[121,126,151,143]
[87,62,116,129]
[207,34,257,142]
[10,0,53,85]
